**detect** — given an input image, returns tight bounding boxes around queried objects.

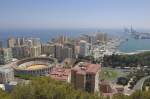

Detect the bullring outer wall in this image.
[14,57,56,76]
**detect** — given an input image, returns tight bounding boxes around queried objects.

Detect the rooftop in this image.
[72,62,101,75]
[50,67,71,82]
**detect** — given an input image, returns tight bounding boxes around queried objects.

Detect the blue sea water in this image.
[118,37,150,53]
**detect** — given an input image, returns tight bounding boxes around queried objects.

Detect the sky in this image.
[0,0,149,30]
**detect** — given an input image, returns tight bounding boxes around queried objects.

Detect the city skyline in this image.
[0,0,149,30]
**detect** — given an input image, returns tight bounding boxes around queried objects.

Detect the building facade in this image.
[62,46,73,60]
[54,43,74,61]
[54,44,63,61]
[12,45,30,59]
[30,46,41,57]
[0,48,13,64]
[79,40,90,57]
[41,44,55,56]
[71,62,101,92]
[96,33,108,43]
[0,66,14,84]
[16,37,25,46]
[7,37,16,48]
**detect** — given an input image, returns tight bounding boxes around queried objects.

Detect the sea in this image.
[118,37,150,53]
[0,28,150,53]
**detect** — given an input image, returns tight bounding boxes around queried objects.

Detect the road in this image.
[133,75,150,91]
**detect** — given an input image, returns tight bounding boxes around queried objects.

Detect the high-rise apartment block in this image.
[0,66,14,84]
[12,45,30,59]
[79,40,90,57]
[64,43,76,58]
[96,33,108,43]
[71,62,101,92]
[62,46,73,60]
[54,43,74,61]
[0,48,12,64]
[54,44,63,61]
[32,38,41,46]
[7,37,16,48]
[80,34,97,45]
[30,46,41,57]
[41,44,55,56]
[16,37,25,46]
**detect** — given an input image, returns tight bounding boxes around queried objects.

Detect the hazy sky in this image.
[0,0,149,29]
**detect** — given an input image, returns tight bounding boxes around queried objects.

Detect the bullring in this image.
[14,57,56,76]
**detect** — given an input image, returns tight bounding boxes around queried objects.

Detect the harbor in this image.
[92,33,150,59]
[118,36,150,54]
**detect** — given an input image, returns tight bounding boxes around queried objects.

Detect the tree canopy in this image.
[103,52,150,67]
[0,77,150,99]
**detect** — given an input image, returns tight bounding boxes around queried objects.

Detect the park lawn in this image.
[100,68,118,81]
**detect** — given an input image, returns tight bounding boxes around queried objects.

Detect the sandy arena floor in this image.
[26,64,47,70]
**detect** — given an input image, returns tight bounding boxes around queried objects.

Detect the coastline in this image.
[116,37,150,55]
[116,50,150,55]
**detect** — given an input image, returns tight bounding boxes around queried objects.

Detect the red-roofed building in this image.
[50,67,71,82]
[71,62,101,92]
[99,81,113,93]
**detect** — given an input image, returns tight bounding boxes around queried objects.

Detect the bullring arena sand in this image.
[26,64,47,70]
[18,64,48,70]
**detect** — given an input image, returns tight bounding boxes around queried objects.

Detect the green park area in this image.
[100,67,119,81]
